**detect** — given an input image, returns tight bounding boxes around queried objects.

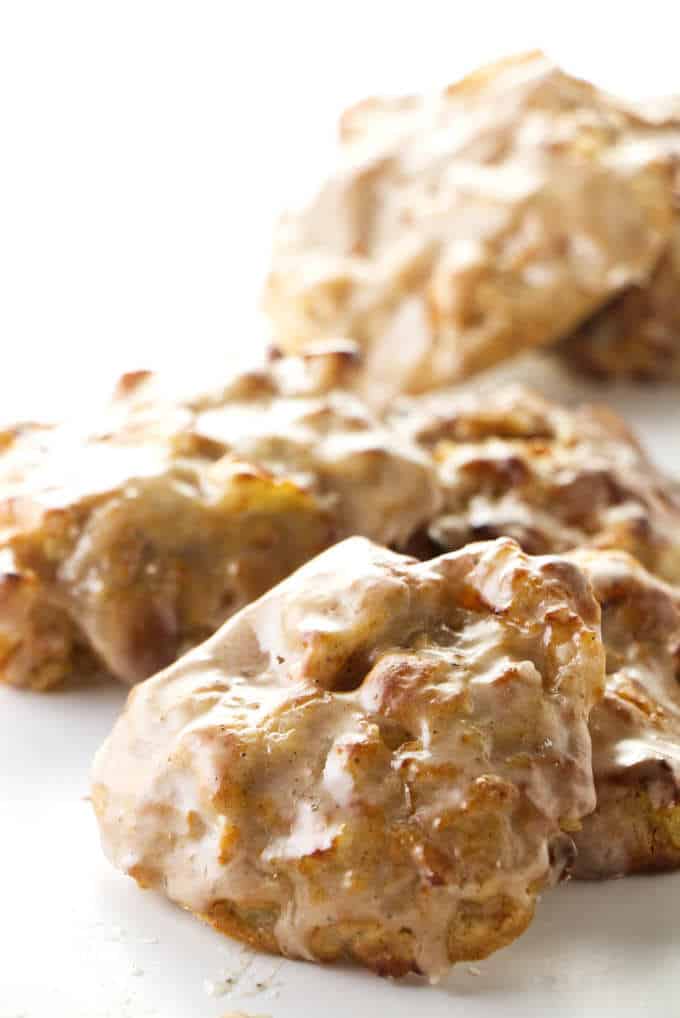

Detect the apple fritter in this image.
[92,537,604,979]
[265,52,675,404]
[567,549,680,878]
[0,348,438,689]
[390,385,680,585]
[558,220,680,382]
[558,100,680,382]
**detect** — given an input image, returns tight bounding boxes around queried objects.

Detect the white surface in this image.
[2,658,680,1018]
[1,4,680,1017]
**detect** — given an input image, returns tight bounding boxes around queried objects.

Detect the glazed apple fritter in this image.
[0,348,438,690]
[390,385,680,586]
[109,344,438,549]
[265,52,675,403]
[558,100,680,382]
[558,219,680,382]
[567,549,680,878]
[92,537,604,979]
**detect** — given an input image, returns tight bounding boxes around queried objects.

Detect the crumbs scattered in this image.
[97,921,159,947]
[204,977,235,997]
[468,965,482,976]
[204,949,284,1001]
[220,1012,271,1018]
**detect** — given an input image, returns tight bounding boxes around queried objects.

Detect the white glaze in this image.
[265,52,675,402]
[0,346,439,688]
[92,536,604,978]
[568,549,680,877]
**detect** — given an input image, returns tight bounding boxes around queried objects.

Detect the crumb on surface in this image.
[220,1012,270,1018]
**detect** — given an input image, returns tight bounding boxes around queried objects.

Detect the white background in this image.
[1,3,679,1017]
[2,0,680,418]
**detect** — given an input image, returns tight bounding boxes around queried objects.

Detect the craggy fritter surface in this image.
[109,344,438,548]
[264,52,675,403]
[558,103,680,382]
[390,385,680,585]
[0,348,438,689]
[566,549,680,878]
[559,221,680,382]
[92,537,604,980]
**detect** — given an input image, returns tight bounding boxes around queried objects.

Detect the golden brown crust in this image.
[0,556,83,690]
[572,790,680,880]
[265,52,675,403]
[444,893,535,964]
[0,458,334,690]
[92,537,604,978]
[201,901,280,957]
[0,348,438,690]
[391,385,680,586]
[557,105,680,382]
[392,389,680,879]
[566,549,680,878]
[558,222,680,382]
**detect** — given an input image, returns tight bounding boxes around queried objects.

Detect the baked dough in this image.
[0,348,438,689]
[558,219,680,381]
[391,385,680,585]
[567,549,680,878]
[558,101,680,381]
[110,344,438,549]
[393,390,680,876]
[265,52,675,403]
[92,536,604,979]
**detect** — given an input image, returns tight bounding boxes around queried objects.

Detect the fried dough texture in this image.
[567,549,680,878]
[265,52,675,403]
[92,536,604,979]
[0,347,438,689]
[558,221,680,382]
[558,100,680,381]
[390,385,680,585]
